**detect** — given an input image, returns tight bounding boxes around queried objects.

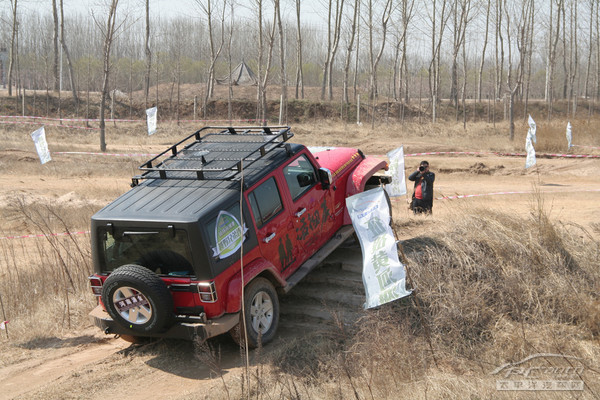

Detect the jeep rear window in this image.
[99,228,194,276]
[248,177,283,228]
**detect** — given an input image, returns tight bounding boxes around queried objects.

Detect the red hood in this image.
[308,147,362,181]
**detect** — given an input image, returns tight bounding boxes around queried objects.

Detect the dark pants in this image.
[411,198,433,214]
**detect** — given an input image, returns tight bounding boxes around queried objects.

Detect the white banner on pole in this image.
[146,107,157,135]
[566,121,573,149]
[525,115,537,169]
[346,187,411,309]
[31,126,51,164]
[385,146,407,197]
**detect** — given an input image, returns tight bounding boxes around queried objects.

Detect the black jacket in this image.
[408,170,435,201]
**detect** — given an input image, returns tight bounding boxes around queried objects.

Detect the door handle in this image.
[295,208,307,217]
[263,232,276,243]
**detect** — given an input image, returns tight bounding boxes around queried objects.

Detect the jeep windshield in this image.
[98,227,194,277]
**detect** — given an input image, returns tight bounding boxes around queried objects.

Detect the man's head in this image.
[419,161,429,172]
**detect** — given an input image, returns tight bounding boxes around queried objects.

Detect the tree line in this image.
[0,0,596,140]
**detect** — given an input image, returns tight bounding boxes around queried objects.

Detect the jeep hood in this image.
[308,147,362,181]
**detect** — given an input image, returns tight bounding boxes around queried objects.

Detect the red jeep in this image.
[88,126,389,346]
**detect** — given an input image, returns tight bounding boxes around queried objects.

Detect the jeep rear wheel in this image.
[101,264,174,334]
[230,277,279,348]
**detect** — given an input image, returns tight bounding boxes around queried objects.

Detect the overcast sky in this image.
[53,0,324,24]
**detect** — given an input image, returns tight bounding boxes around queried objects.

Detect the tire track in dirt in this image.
[0,333,129,399]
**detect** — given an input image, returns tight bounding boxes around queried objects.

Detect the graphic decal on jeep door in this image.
[278,234,295,270]
[212,211,248,259]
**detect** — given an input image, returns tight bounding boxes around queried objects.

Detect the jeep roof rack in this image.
[132,126,294,186]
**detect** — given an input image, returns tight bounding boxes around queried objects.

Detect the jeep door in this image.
[280,153,330,271]
[247,176,299,274]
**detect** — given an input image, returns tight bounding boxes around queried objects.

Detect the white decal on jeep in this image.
[212,211,248,259]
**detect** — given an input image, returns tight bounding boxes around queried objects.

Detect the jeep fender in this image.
[225,258,286,314]
[344,156,389,225]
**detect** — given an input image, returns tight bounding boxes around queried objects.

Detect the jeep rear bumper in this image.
[89,305,239,341]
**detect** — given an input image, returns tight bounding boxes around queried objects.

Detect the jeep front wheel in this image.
[101,264,174,334]
[230,277,279,348]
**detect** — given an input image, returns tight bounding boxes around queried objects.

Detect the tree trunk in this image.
[144,0,151,109]
[276,0,287,123]
[99,0,120,152]
[59,0,78,104]
[343,0,359,104]
[477,0,490,103]
[52,0,59,92]
[295,0,304,99]
[8,0,18,97]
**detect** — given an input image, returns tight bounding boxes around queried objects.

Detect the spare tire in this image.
[101,264,174,334]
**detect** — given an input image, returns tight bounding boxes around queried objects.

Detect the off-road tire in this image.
[101,264,174,334]
[365,185,393,219]
[230,277,279,348]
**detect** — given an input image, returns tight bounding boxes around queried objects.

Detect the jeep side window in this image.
[248,177,283,228]
[283,154,317,201]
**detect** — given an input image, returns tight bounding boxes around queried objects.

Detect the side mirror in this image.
[318,168,333,189]
[296,172,315,187]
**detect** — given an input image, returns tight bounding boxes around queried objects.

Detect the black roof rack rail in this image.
[131,126,293,186]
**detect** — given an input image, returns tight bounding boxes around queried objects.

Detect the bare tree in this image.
[276,0,287,122]
[567,0,578,116]
[294,0,304,99]
[343,0,359,104]
[505,0,533,141]
[144,0,151,108]
[449,0,472,109]
[96,0,121,152]
[52,0,59,91]
[59,0,78,104]
[197,0,226,104]
[545,0,563,119]
[367,0,393,101]
[477,0,491,102]
[254,0,277,122]
[320,0,345,100]
[7,0,18,97]
[584,0,593,99]
[227,0,235,120]
[429,0,450,122]
[522,0,534,117]
[392,0,414,102]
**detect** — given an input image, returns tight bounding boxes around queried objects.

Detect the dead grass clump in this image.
[267,333,340,379]
[407,205,599,360]
[0,198,95,340]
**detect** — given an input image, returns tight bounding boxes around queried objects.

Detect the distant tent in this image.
[216,62,258,86]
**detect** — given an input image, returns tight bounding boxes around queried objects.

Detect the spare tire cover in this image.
[101,264,174,334]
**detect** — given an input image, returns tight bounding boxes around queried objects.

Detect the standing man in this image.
[408,160,435,214]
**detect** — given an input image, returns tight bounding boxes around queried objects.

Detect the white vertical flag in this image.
[346,187,411,309]
[146,106,158,135]
[31,127,51,164]
[385,146,407,197]
[566,121,573,149]
[525,115,537,169]
[0,321,7,330]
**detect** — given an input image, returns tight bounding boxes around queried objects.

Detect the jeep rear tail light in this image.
[88,275,103,297]
[198,281,217,303]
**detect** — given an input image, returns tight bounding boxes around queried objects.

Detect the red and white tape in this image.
[0,120,97,131]
[435,188,600,200]
[371,150,600,159]
[54,151,158,157]
[0,231,89,240]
